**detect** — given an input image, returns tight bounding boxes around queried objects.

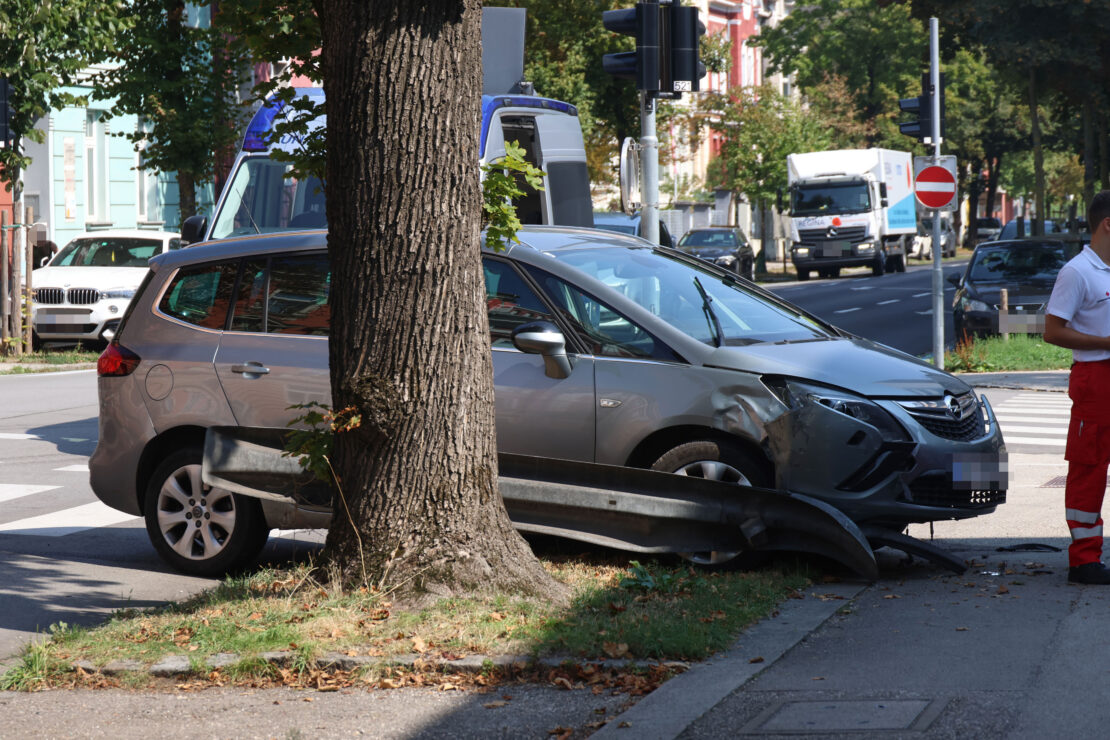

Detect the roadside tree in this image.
[314,0,560,597]
[95,0,250,220]
[0,0,125,189]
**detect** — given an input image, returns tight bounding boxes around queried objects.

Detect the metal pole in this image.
[23,205,32,354]
[640,91,660,245]
[930,17,944,370]
[1,210,8,353]
[10,210,21,358]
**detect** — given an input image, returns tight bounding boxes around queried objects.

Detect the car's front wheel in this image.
[144,447,270,577]
[651,439,772,566]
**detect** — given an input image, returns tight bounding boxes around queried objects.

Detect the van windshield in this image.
[210,157,327,240]
[791,181,871,216]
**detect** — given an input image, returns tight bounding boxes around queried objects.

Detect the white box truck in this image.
[785,149,917,280]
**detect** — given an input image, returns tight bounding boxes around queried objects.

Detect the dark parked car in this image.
[951,239,1078,339]
[676,226,757,281]
[974,217,1002,243]
[592,211,674,247]
[997,218,1062,241]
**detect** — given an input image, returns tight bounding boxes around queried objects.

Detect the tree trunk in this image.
[1084,99,1096,208]
[315,0,559,601]
[985,154,1001,223]
[1100,111,1109,192]
[176,171,196,221]
[1029,66,1045,236]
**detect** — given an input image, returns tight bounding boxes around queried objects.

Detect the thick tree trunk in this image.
[176,172,196,221]
[1083,99,1096,208]
[315,0,560,601]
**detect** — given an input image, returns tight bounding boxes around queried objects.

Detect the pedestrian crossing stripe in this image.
[0,484,60,503]
[0,501,136,536]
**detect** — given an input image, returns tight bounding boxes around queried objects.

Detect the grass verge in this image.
[945,333,1070,372]
[0,347,100,372]
[0,554,813,692]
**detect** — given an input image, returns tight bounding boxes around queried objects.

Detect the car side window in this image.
[267,254,330,336]
[230,259,268,333]
[482,258,556,348]
[525,266,679,361]
[158,261,239,329]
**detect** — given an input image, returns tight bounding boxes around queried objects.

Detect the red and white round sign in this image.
[915,165,956,209]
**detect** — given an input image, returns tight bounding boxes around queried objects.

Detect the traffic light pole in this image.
[929,18,944,370]
[641,91,660,245]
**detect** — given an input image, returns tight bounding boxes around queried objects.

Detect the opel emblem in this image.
[944,394,963,420]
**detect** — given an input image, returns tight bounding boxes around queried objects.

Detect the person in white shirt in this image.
[1045,191,1110,584]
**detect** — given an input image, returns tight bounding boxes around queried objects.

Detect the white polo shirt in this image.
[1046,245,1110,362]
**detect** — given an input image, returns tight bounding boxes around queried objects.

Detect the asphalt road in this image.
[766,260,968,357]
[0,369,323,662]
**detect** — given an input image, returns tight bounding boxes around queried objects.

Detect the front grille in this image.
[902,392,986,442]
[906,474,1006,509]
[38,323,97,334]
[798,226,867,244]
[67,288,100,304]
[35,288,64,304]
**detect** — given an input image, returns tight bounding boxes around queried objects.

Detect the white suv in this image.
[32,229,181,345]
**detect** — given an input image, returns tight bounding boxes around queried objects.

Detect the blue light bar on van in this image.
[243,97,284,151]
[479,94,579,158]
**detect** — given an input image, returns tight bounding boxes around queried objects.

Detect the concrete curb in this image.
[591,582,868,740]
[69,651,690,679]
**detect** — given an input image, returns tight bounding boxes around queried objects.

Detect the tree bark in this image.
[315,0,560,601]
[176,171,196,221]
[1029,66,1044,236]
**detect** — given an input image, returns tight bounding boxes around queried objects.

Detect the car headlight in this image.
[763,377,909,441]
[856,242,875,253]
[715,255,737,267]
[793,247,811,257]
[958,296,990,312]
[101,287,136,299]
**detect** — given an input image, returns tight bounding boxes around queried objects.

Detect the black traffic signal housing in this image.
[0,78,12,147]
[666,4,706,95]
[602,3,661,93]
[899,72,945,143]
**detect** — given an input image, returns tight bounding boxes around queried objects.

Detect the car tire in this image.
[144,447,270,577]
[747,259,756,283]
[872,249,886,277]
[651,439,772,567]
[893,254,906,273]
[797,268,810,281]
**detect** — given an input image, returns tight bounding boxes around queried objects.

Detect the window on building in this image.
[136,119,160,223]
[85,110,109,222]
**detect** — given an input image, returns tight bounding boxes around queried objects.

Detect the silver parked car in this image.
[90,226,1006,576]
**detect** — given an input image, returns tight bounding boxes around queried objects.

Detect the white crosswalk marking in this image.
[0,433,39,440]
[0,484,60,503]
[992,392,1070,449]
[53,464,89,472]
[0,501,137,536]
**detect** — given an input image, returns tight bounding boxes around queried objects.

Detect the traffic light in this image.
[602,3,661,93]
[899,72,945,143]
[0,78,11,147]
[667,4,706,94]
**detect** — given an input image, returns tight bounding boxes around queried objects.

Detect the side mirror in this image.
[946,272,962,287]
[511,321,573,379]
[181,215,208,245]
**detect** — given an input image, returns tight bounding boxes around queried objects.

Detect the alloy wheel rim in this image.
[673,459,750,565]
[155,463,236,561]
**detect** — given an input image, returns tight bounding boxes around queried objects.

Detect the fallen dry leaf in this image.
[412,636,427,653]
[883,594,901,600]
[997,585,1009,595]
[554,677,574,690]
[749,657,764,664]
[956,627,969,631]
[484,701,509,709]
[490,612,505,622]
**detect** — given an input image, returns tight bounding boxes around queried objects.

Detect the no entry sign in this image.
[915,165,957,209]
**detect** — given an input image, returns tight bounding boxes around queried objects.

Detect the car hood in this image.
[32,265,149,289]
[703,336,970,398]
[967,282,1053,306]
[683,246,737,258]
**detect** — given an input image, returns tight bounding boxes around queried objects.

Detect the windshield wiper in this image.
[693,276,723,348]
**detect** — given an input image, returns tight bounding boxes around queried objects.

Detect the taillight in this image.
[98,342,141,377]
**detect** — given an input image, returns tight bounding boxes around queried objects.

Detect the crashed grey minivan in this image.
[89,226,1006,576]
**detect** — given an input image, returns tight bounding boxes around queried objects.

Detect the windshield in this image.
[51,237,162,267]
[791,182,870,216]
[998,219,1059,240]
[548,247,833,346]
[678,229,743,249]
[593,223,637,236]
[968,243,1068,283]
[210,156,326,240]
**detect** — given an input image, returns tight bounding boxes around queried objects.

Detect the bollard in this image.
[999,287,1009,342]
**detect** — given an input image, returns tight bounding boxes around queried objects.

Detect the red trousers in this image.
[1065,360,1110,567]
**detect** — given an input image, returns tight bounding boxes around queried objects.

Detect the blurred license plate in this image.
[952,452,1009,490]
[821,241,849,257]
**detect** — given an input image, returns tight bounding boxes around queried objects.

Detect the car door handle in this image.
[230,363,270,375]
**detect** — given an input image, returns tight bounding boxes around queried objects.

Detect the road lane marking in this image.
[1000,435,1065,447]
[0,433,39,440]
[0,501,137,536]
[53,464,89,472]
[834,307,862,314]
[850,286,875,291]
[0,484,60,503]
[915,310,933,315]
[995,414,1069,423]
[912,292,931,298]
[877,299,900,305]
